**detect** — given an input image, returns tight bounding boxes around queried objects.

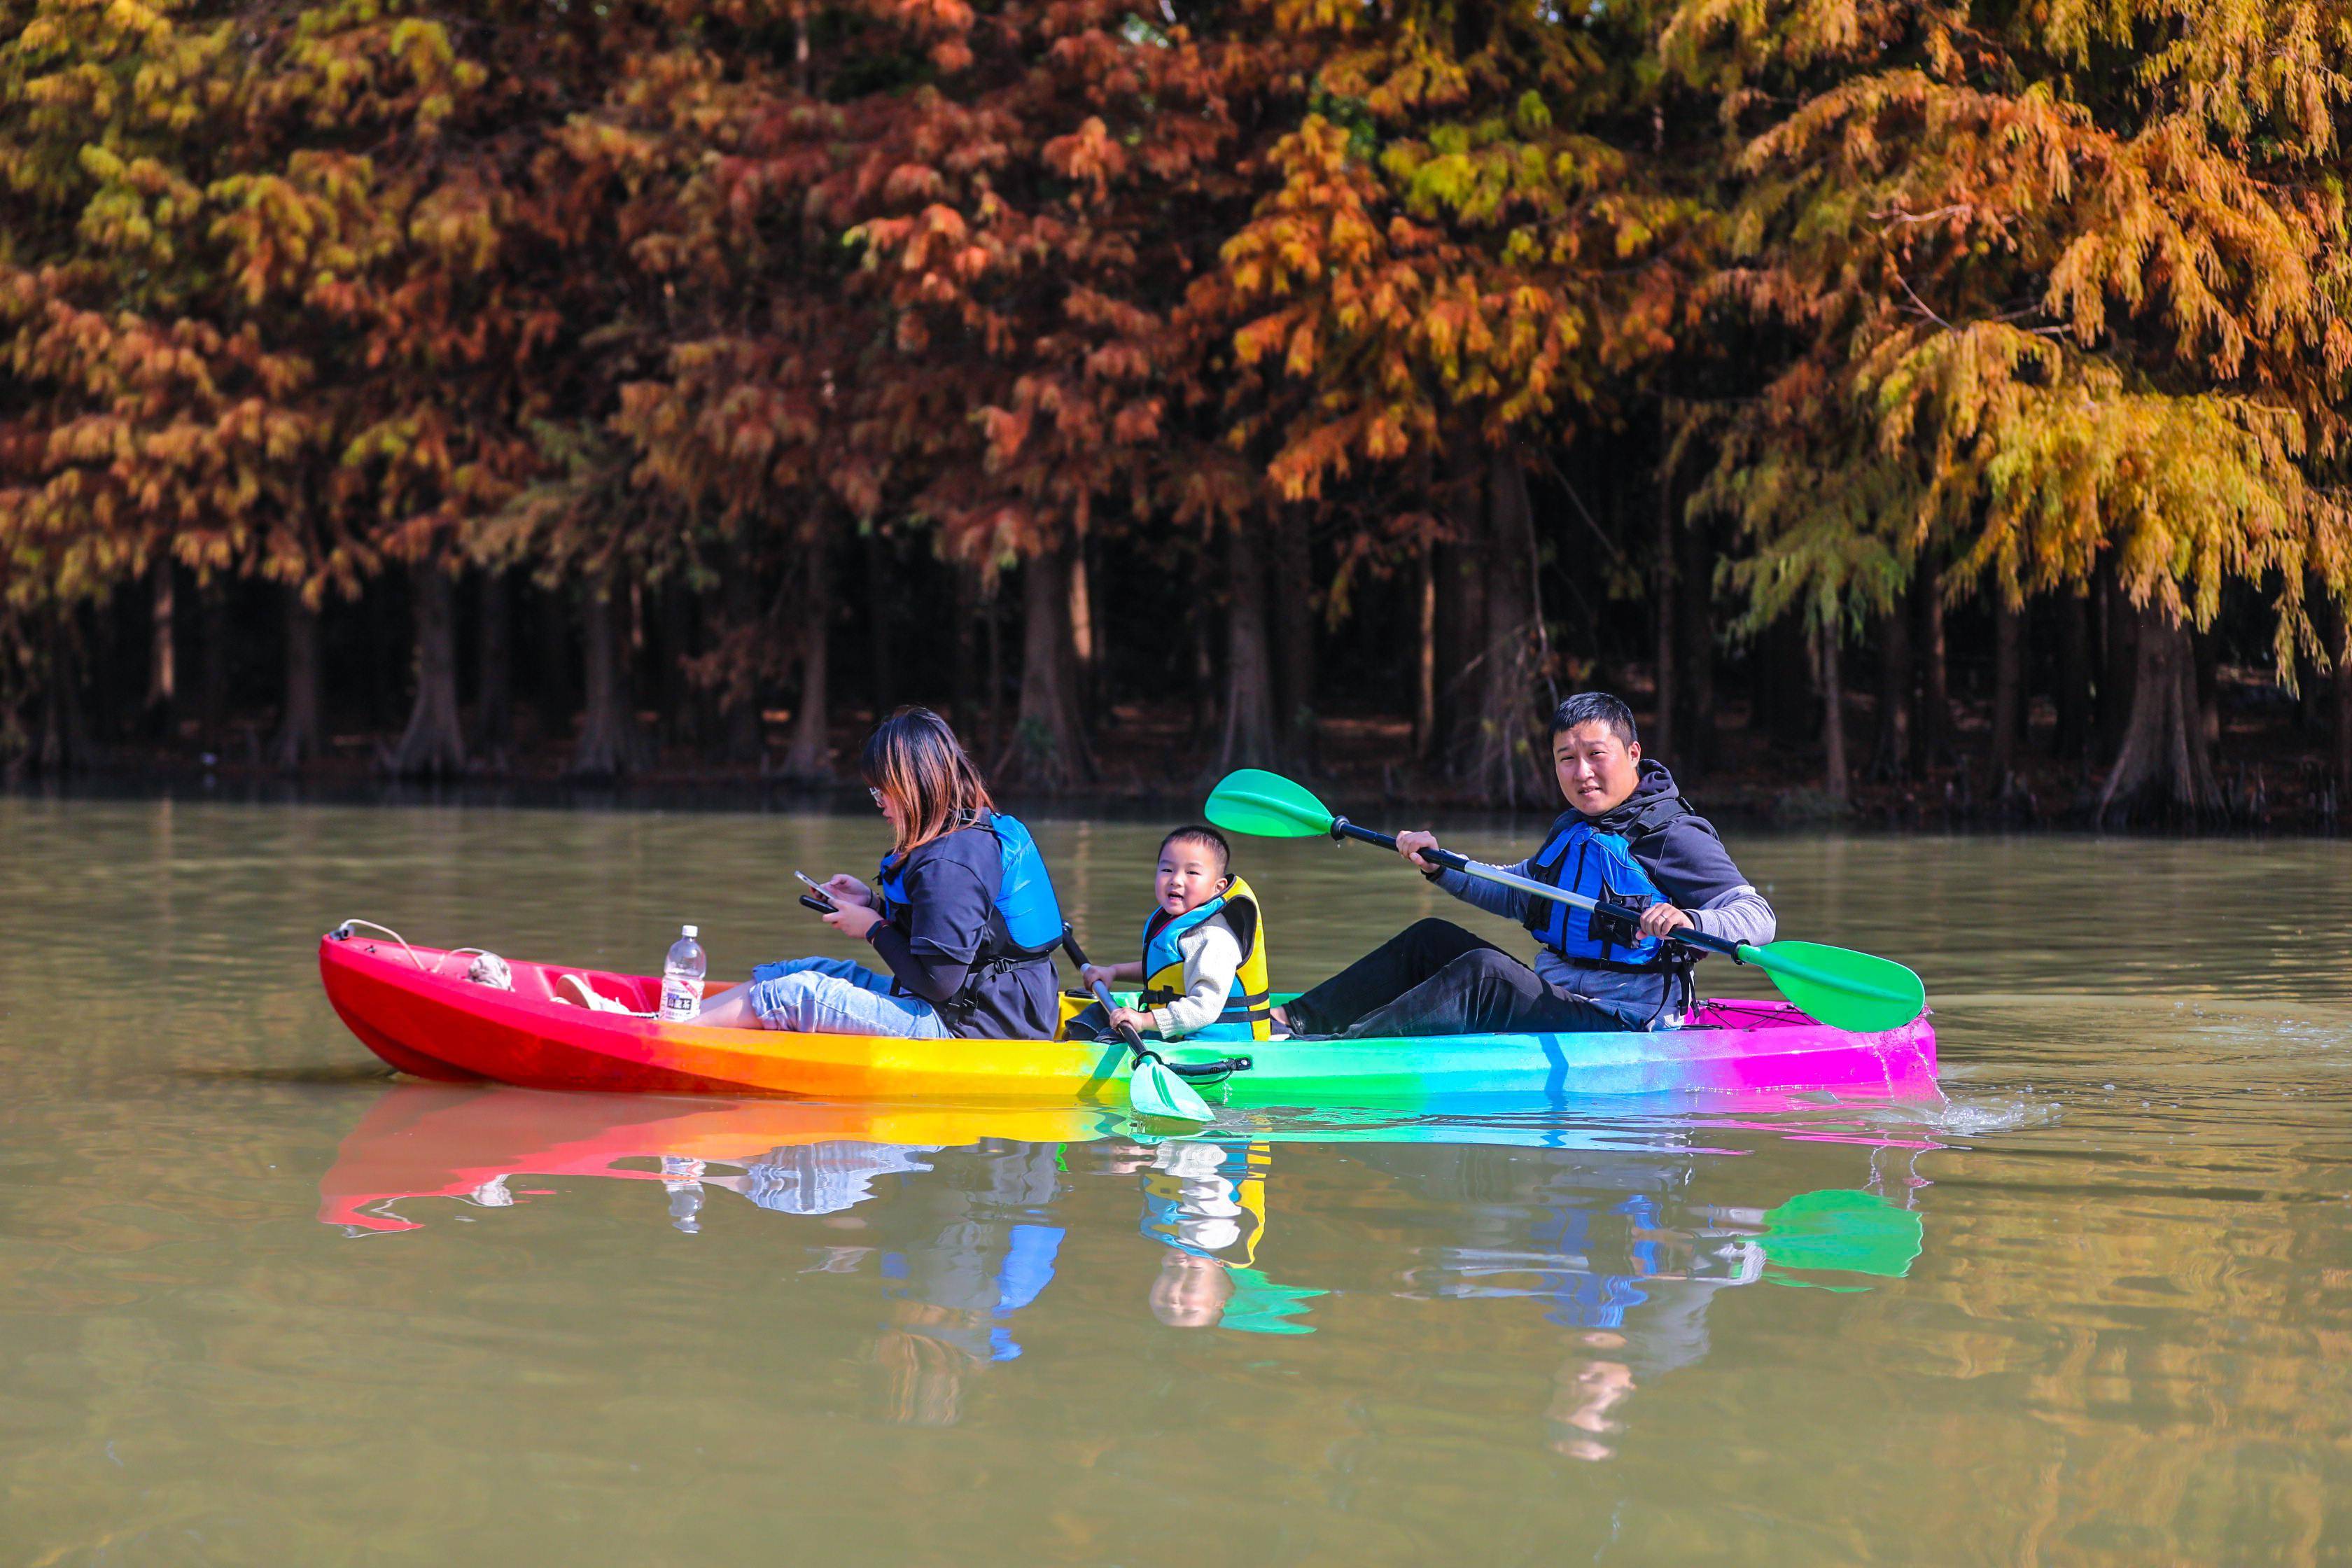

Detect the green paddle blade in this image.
[1205,769,1334,839]
[1130,1056,1214,1121]
[1740,940,1926,1033]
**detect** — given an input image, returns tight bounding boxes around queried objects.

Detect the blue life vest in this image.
[874,813,1066,1004]
[1522,802,1695,972]
[1138,877,1272,1042]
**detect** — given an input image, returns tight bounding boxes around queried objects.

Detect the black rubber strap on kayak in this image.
[1165,1055,1253,1082]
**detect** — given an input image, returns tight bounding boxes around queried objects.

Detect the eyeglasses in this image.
[867,787,886,808]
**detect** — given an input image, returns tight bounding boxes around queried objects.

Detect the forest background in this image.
[7,0,2352,825]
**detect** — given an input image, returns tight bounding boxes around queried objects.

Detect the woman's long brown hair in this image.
[861,706,995,855]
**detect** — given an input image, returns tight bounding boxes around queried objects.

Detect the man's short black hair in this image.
[1158,825,1232,877]
[1550,692,1639,749]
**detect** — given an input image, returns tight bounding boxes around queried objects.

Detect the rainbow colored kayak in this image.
[319,930,1936,1107]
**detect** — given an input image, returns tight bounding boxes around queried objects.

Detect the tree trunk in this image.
[2096,606,2223,824]
[781,536,832,780]
[983,577,1004,759]
[272,588,323,770]
[1069,533,1098,711]
[1270,510,1315,759]
[476,569,513,764]
[998,541,1093,789]
[2192,624,2222,753]
[2054,590,2093,762]
[1755,616,1816,746]
[720,564,764,765]
[1653,466,1676,760]
[1672,513,1716,778]
[950,564,981,741]
[1871,599,1912,780]
[1217,523,1280,772]
[568,575,641,780]
[146,558,176,737]
[2095,561,2132,762]
[1188,606,1218,745]
[1411,545,1437,759]
[1432,527,1486,764]
[38,610,90,774]
[387,564,467,778]
[1912,561,1950,773]
[863,530,896,721]
[197,581,230,749]
[1819,616,1849,802]
[2335,600,2352,797]
[533,580,575,742]
[658,577,698,750]
[1991,597,2024,794]
[1466,447,1542,806]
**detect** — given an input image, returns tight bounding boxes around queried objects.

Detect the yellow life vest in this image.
[1139,876,1272,1042]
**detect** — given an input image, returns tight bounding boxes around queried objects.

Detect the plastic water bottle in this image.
[660,925,706,1021]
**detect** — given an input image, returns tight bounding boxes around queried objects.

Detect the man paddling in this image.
[1273,692,1774,1038]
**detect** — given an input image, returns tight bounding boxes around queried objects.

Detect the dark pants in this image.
[1284,919,1646,1038]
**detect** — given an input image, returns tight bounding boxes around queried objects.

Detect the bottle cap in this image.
[681,925,698,939]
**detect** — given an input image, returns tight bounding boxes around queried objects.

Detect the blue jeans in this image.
[746,956,954,1038]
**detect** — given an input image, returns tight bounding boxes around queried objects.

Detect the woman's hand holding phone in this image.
[822,874,873,909]
[823,902,883,939]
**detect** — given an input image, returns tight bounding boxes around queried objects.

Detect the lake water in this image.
[2,796,2349,1565]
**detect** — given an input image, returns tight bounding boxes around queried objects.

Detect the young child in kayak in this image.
[1273,692,1772,1038]
[687,706,1065,1040]
[1077,825,1273,1043]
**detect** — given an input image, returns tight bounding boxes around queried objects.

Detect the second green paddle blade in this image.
[1205,769,1333,839]
[1744,940,1926,1033]
[1130,1057,1214,1121]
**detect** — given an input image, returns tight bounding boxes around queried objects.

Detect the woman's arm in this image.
[864,923,973,1006]
[858,838,996,1008]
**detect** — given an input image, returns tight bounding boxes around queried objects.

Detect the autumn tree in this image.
[1667,0,2352,820]
[1200,0,1703,800]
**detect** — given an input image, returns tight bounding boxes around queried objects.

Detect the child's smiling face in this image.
[1155,841,1229,916]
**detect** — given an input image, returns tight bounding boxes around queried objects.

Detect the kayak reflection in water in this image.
[1273,692,1775,1039]
[690,707,1066,1042]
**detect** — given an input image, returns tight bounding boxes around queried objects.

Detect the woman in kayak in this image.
[688,706,1067,1040]
[1273,691,1774,1037]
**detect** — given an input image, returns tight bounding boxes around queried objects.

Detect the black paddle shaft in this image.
[1059,925,1254,1081]
[1326,816,1749,965]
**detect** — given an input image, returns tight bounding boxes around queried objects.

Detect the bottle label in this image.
[660,978,702,1021]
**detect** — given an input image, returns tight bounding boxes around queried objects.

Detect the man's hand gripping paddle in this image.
[1060,926,1217,1122]
[1204,769,1926,1035]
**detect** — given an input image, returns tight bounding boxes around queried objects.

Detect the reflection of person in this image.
[1377,1143,1765,1458]
[1128,1140,1320,1334]
[691,707,1065,1040]
[1076,826,1273,1044]
[1548,1338,1637,1462]
[872,1142,1066,1425]
[1273,692,1774,1036]
[1150,1252,1236,1329]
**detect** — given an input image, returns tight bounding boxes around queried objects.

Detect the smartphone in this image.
[794,869,836,914]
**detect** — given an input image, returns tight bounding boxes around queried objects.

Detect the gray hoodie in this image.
[1429,761,1774,1026]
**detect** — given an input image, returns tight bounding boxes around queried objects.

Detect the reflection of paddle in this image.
[1205,769,1927,1034]
[1060,927,1214,1122]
